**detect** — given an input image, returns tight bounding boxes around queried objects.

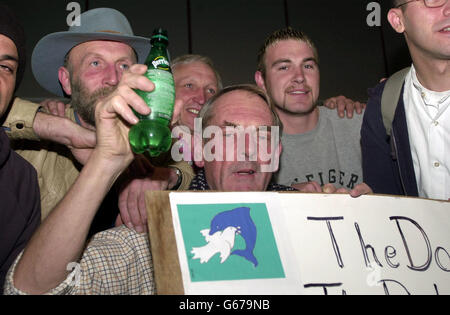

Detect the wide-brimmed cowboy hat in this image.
[32,8,150,96]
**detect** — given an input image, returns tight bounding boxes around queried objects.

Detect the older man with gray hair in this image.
[116,53,222,232]
[170,54,223,131]
[4,84,295,295]
[188,84,292,192]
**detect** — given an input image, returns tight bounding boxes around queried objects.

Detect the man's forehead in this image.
[70,40,136,61]
[174,62,217,82]
[0,34,19,60]
[212,91,273,125]
[266,39,315,60]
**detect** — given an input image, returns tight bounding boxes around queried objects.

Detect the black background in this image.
[3,0,411,102]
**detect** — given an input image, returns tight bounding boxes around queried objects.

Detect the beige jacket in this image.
[3,98,194,221]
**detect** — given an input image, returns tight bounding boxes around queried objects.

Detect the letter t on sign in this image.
[307,217,345,268]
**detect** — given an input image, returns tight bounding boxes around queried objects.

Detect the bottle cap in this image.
[151,28,168,43]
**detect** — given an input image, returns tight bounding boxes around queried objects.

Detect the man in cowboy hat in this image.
[2,8,194,230]
[5,33,157,298]
[0,4,41,294]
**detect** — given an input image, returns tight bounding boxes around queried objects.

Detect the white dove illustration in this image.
[191,226,238,264]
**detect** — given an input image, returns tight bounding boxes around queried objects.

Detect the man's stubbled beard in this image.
[70,77,117,127]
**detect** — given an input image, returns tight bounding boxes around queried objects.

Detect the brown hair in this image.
[257,27,319,78]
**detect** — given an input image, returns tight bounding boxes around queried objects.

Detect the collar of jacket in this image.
[391,86,419,197]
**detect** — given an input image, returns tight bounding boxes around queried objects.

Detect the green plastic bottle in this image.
[129,28,175,156]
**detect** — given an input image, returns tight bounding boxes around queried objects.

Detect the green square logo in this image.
[177,203,285,282]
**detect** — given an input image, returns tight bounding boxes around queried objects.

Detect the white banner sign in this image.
[169,192,449,295]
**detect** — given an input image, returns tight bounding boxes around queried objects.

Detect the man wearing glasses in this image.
[361,0,449,201]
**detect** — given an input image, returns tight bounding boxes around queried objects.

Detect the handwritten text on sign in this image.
[281,194,449,295]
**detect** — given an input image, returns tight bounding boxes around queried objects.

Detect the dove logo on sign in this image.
[179,203,285,282]
[191,207,259,267]
[191,227,238,264]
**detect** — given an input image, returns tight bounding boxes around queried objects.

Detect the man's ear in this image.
[387,8,405,34]
[255,71,267,91]
[58,66,72,96]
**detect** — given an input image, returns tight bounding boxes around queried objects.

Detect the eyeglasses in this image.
[396,0,448,8]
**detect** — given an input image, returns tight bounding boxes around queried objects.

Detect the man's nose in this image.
[238,130,258,161]
[103,65,119,87]
[292,66,305,84]
[193,88,207,105]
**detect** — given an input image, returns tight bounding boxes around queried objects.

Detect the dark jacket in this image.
[0,128,41,294]
[361,81,419,197]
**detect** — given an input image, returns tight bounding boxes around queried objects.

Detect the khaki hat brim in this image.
[32,31,150,96]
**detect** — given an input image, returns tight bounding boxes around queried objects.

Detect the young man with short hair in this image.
[255,27,368,195]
